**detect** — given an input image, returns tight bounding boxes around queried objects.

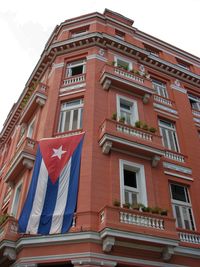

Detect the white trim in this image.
[119,160,147,206]
[11,251,189,267]
[52,62,65,69]
[87,54,108,62]
[170,84,187,94]
[164,171,193,181]
[163,162,192,175]
[60,83,86,93]
[154,103,178,115]
[59,89,86,97]
[154,108,179,119]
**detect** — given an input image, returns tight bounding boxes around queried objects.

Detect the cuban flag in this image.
[18,133,84,235]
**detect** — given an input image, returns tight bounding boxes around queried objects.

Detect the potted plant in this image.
[149,127,157,133]
[119,117,125,123]
[131,203,144,211]
[135,120,142,128]
[113,200,120,207]
[142,123,148,131]
[151,207,161,214]
[123,203,130,209]
[142,206,151,213]
[111,113,117,121]
[160,209,168,216]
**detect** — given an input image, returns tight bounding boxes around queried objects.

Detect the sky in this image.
[0,0,200,131]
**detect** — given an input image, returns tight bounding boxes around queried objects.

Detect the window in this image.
[114,56,132,71]
[176,59,190,70]
[117,95,138,125]
[120,160,147,206]
[58,99,83,132]
[115,29,125,40]
[71,26,89,38]
[27,118,35,138]
[170,184,195,230]
[66,60,86,77]
[152,79,168,98]
[188,94,200,111]
[11,182,22,218]
[159,120,180,152]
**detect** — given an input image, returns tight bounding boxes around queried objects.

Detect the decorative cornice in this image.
[153,103,178,115]
[163,162,192,175]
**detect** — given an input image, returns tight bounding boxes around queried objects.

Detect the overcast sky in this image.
[0,0,200,131]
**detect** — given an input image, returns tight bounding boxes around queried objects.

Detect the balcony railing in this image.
[0,216,19,243]
[153,94,173,107]
[4,137,37,183]
[164,150,185,163]
[179,231,200,245]
[99,206,178,241]
[99,119,164,166]
[100,65,153,99]
[63,74,86,86]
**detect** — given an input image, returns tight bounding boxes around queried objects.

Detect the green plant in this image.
[112,61,116,66]
[135,120,142,128]
[123,203,130,209]
[142,206,151,212]
[149,127,157,133]
[0,213,9,226]
[119,117,125,123]
[131,203,144,211]
[160,209,168,216]
[113,200,120,207]
[151,207,161,214]
[142,123,148,131]
[111,113,117,120]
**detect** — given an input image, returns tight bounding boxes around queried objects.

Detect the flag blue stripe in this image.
[18,146,43,233]
[61,138,84,233]
[37,176,59,234]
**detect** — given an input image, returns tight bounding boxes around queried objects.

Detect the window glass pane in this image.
[71,65,83,76]
[72,109,78,130]
[117,59,129,70]
[171,184,187,202]
[124,169,137,188]
[12,184,22,217]
[64,111,71,132]
[174,205,183,228]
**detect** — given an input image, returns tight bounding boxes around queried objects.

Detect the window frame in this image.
[188,94,200,111]
[159,119,180,152]
[65,60,86,77]
[10,180,23,218]
[170,183,195,230]
[27,117,35,138]
[119,160,147,207]
[117,95,139,126]
[152,79,168,98]
[58,98,83,133]
[114,55,133,71]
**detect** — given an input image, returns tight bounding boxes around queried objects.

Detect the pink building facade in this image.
[0,9,200,267]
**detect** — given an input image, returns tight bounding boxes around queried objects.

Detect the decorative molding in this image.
[152,155,161,167]
[59,89,86,97]
[87,54,108,62]
[22,158,34,170]
[153,103,178,115]
[60,83,86,93]
[102,141,112,154]
[52,62,65,69]
[3,247,16,260]
[163,162,192,175]
[72,258,117,267]
[102,78,112,90]
[102,237,115,252]
[154,108,179,119]
[170,84,187,94]
[162,246,174,262]
[164,171,193,181]
[142,93,151,104]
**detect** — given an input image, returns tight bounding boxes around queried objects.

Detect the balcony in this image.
[100,65,153,102]
[4,137,37,184]
[20,82,48,123]
[99,206,178,252]
[0,216,18,243]
[99,119,165,167]
[61,74,86,93]
[179,229,200,246]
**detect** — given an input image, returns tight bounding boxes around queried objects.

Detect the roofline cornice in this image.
[1,32,200,144]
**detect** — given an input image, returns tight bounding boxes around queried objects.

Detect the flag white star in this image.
[51,146,67,159]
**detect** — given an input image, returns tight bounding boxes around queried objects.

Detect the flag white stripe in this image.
[26,159,49,234]
[49,157,72,234]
